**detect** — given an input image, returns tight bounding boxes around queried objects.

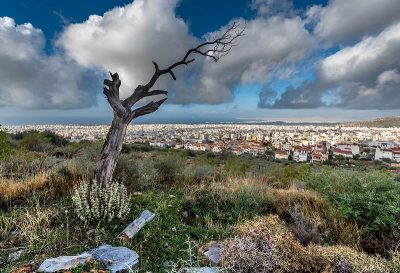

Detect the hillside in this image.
[1,131,400,272]
[343,116,400,127]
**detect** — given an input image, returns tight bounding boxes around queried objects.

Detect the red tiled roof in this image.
[333,148,353,155]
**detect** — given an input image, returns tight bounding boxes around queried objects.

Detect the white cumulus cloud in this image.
[311,0,400,44]
[56,0,313,105]
[260,21,400,109]
[0,17,99,109]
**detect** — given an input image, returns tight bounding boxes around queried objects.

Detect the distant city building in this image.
[2,123,399,164]
[275,150,289,160]
[332,147,353,158]
[375,147,400,162]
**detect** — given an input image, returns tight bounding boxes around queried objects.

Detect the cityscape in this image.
[3,123,400,164]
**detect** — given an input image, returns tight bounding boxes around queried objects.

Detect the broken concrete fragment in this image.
[138,209,156,222]
[87,244,139,273]
[37,253,92,272]
[120,209,155,239]
[180,267,219,273]
[203,242,225,265]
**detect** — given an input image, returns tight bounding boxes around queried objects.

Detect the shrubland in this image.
[0,130,399,272]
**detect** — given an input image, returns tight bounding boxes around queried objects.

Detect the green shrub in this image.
[71,180,130,223]
[184,164,222,184]
[62,141,102,177]
[0,131,13,160]
[192,152,221,166]
[53,160,93,184]
[136,158,159,189]
[41,130,68,146]
[224,155,250,176]
[114,153,140,190]
[305,170,400,251]
[153,156,183,184]
[121,143,154,153]
[273,187,360,247]
[0,150,51,178]
[75,141,102,162]
[137,155,184,188]
[182,178,275,227]
[18,130,52,152]
[54,142,84,158]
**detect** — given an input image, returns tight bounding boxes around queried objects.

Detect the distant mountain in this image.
[343,117,400,128]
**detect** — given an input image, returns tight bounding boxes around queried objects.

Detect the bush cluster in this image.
[305,170,400,252]
[71,180,130,223]
[116,154,185,190]
[0,131,13,160]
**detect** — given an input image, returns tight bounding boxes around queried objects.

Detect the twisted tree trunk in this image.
[95,115,129,186]
[94,72,167,185]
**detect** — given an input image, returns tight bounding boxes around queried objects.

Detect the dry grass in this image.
[0,172,49,203]
[309,244,400,273]
[272,185,361,248]
[0,197,91,264]
[185,176,360,248]
[219,215,400,273]
[220,215,315,273]
[0,161,92,207]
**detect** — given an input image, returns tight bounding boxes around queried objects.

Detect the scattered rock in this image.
[37,253,92,273]
[120,209,155,239]
[11,229,20,236]
[202,242,225,266]
[8,249,24,262]
[180,267,219,273]
[163,260,172,269]
[37,244,139,273]
[172,227,177,232]
[182,211,189,218]
[87,244,139,273]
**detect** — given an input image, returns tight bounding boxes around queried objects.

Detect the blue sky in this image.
[0,0,399,124]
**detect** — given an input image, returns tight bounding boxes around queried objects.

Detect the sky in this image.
[0,0,399,124]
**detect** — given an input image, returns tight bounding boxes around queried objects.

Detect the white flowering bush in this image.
[71,180,130,223]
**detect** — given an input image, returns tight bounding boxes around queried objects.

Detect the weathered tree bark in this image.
[94,22,244,186]
[95,115,129,186]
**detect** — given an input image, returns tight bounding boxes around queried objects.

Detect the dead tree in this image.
[95,22,244,186]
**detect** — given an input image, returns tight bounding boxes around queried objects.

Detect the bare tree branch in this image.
[130,98,168,119]
[122,85,145,108]
[122,21,245,109]
[103,72,129,117]
[144,90,169,97]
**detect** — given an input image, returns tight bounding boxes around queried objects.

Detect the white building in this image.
[375,147,400,162]
[337,144,360,155]
[375,147,393,161]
